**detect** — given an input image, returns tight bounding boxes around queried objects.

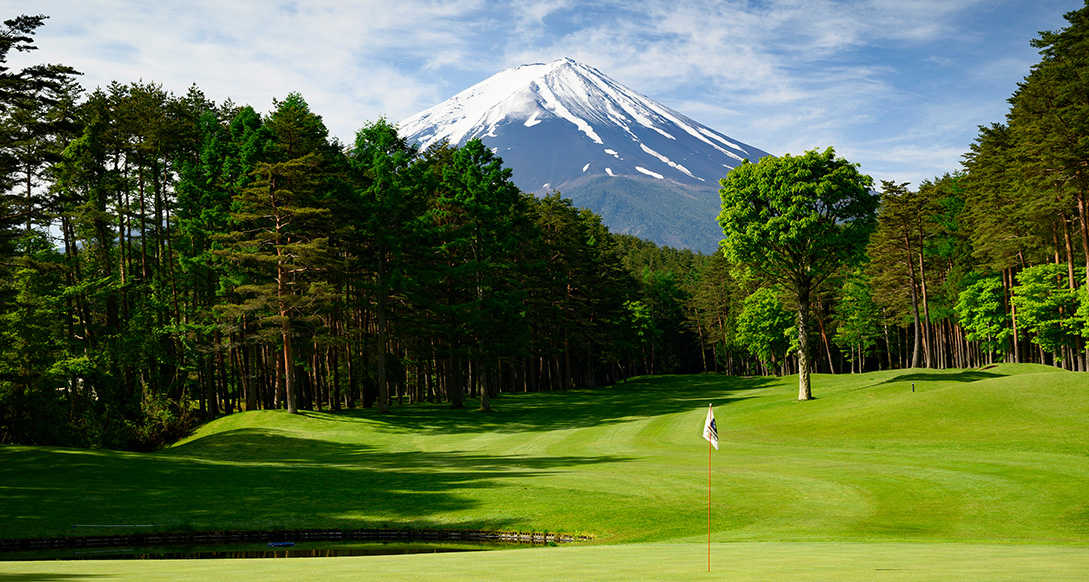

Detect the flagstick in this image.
[707,434,712,572]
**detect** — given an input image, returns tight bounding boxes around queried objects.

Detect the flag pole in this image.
[702,402,717,573]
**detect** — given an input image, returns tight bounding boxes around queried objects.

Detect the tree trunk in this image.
[917,250,932,368]
[278,260,297,414]
[816,299,836,374]
[448,358,464,409]
[908,278,922,368]
[479,364,491,411]
[1005,267,1020,363]
[796,279,813,401]
[377,284,390,414]
[281,321,297,414]
[903,230,923,368]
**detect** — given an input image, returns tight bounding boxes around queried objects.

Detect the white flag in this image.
[703,404,719,450]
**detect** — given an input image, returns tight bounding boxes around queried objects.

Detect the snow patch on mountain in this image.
[636,166,664,179]
[639,143,698,180]
[396,57,772,251]
[398,57,769,192]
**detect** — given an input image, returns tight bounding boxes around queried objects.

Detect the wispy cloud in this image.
[17,0,1085,186]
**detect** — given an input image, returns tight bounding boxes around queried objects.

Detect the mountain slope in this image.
[398,58,771,252]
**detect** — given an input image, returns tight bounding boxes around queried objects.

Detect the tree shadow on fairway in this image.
[0,576,111,581]
[165,428,631,472]
[0,431,631,539]
[878,370,1006,385]
[334,374,777,435]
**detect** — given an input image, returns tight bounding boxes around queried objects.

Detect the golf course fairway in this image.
[2,365,1087,579]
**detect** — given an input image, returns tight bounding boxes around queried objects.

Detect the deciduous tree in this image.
[718,147,877,400]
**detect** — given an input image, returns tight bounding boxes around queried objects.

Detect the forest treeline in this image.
[1,5,1087,449]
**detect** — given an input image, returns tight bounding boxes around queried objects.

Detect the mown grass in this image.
[2,364,1087,579]
[5,542,1089,581]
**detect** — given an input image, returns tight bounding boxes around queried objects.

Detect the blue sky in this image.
[7,0,1084,187]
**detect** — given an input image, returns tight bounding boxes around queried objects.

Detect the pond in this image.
[1,540,529,561]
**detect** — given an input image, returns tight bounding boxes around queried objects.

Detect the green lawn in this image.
[4,542,1089,581]
[2,365,1088,579]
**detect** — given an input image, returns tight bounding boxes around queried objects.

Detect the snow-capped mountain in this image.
[398,58,771,251]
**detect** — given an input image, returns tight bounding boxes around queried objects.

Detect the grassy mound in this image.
[2,364,1086,547]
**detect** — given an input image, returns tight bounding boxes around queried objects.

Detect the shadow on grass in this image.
[879,371,1005,385]
[0,429,630,540]
[165,429,629,471]
[0,576,110,581]
[320,374,777,435]
[0,375,775,539]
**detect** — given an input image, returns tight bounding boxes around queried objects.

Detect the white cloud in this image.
[13,0,1085,187]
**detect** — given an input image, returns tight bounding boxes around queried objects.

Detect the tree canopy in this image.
[718,147,877,399]
[5,3,1089,449]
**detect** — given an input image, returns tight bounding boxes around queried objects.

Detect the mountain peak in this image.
[397,59,771,251]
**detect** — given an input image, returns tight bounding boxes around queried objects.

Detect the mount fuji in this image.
[397,58,771,252]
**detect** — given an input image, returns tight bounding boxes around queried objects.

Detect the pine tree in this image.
[349,118,425,413]
[216,95,336,414]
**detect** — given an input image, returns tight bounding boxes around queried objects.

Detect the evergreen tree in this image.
[428,139,534,410]
[0,14,79,305]
[1011,2,1089,289]
[216,95,336,414]
[349,118,425,413]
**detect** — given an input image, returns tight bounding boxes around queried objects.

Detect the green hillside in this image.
[562,174,724,252]
[2,364,1087,546]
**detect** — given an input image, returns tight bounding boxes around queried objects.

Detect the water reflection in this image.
[4,541,519,561]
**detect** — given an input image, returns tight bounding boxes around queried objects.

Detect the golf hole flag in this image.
[703,404,718,450]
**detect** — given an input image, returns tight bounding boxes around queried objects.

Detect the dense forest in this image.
[1,5,1087,450]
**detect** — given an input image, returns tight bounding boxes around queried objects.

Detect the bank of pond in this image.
[0,528,583,562]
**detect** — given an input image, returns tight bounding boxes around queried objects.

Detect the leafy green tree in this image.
[1076,287,1089,341]
[734,287,793,376]
[718,147,877,399]
[955,275,1013,362]
[1012,263,1082,361]
[622,299,657,375]
[833,269,882,372]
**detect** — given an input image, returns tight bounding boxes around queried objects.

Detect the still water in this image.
[1,541,523,561]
